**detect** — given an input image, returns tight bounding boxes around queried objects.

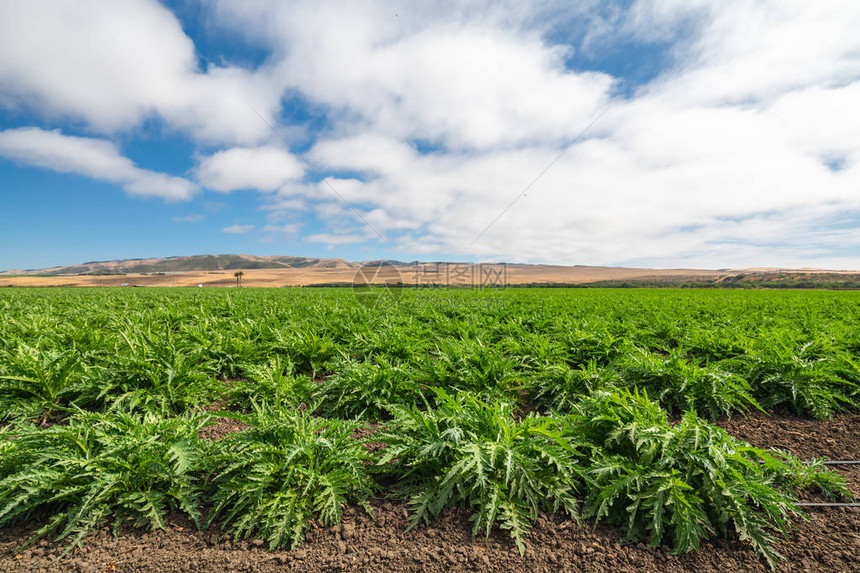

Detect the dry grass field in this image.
[3,253,856,288]
[0,264,728,288]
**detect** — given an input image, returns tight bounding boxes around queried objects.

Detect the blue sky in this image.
[1,1,859,271]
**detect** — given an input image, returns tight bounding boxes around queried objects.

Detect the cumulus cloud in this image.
[260,224,301,243]
[0,0,284,145]
[212,1,613,150]
[262,224,300,236]
[3,1,860,267]
[631,0,860,107]
[0,127,197,200]
[173,214,205,223]
[211,0,860,268]
[222,224,255,234]
[305,232,371,246]
[195,147,304,192]
[263,197,309,214]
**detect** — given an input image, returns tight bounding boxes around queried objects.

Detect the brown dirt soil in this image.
[1,412,858,573]
[351,424,387,454]
[197,400,248,441]
[198,416,248,440]
[714,408,860,460]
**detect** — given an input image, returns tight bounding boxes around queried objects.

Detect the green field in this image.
[1,288,858,567]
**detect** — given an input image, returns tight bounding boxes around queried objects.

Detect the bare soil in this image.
[715,408,860,460]
[197,400,248,441]
[198,415,248,440]
[2,411,858,573]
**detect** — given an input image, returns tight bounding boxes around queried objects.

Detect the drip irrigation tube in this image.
[796,502,860,507]
[757,459,860,466]
[796,460,859,508]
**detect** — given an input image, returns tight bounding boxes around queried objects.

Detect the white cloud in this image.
[0,127,197,200]
[242,0,859,268]
[633,1,860,106]
[263,197,308,213]
[173,214,205,222]
[223,224,255,234]
[195,147,304,192]
[4,1,860,267]
[262,197,310,224]
[261,224,301,242]
[262,223,300,234]
[212,1,613,150]
[305,232,370,247]
[0,0,285,145]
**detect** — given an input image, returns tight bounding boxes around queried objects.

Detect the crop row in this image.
[1,288,858,422]
[0,389,850,568]
[0,287,858,568]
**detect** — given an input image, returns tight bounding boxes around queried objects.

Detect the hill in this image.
[1,254,360,276]
[1,255,858,288]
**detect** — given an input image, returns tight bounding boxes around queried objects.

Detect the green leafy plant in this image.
[733,339,857,418]
[0,411,210,553]
[267,327,337,378]
[499,331,567,371]
[616,349,761,418]
[206,406,374,549]
[187,318,267,379]
[0,343,82,423]
[556,327,626,368]
[761,450,854,501]
[83,325,222,415]
[379,389,584,553]
[527,360,617,413]
[418,339,520,401]
[225,356,313,411]
[2,284,859,569]
[314,357,422,420]
[563,388,850,568]
[346,323,427,363]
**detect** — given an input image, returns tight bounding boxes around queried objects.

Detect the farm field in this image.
[0,287,859,572]
[0,262,726,288]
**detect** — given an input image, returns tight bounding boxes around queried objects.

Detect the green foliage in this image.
[206,407,374,550]
[527,360,617,412]
[225,357,313,411]
[189,318,266,379]
[680,324,751,361]
[418,339,520,401]
[761,450,854,501]
[734,338,857,418]
[314,357,422,420]
[498,331,567,370]
[80,324,222,415]
[0,343,82,422]
[563,389,846,568]
[616,349,761,418]
[1,287,858,567]
[346,323,428,363]
[0,411,209,553]
[268,327,338,378]
[557,327,627,368]
[379,389,583,554]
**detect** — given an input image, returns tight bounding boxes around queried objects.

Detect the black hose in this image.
[796,502,860,507]
[756,459,860,466]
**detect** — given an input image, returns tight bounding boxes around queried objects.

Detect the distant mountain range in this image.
[1,254,415,275]
[2,254,858,289]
